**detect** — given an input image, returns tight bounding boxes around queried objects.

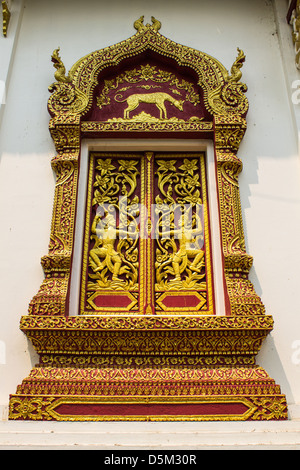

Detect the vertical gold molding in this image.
[28,114,81,316]
[2,1,10,37]
[214,115,265,316]
[143,152,155,314]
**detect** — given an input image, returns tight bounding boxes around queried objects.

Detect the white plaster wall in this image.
[0,0,300,427]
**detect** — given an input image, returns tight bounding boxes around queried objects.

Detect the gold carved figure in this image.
[115,92,184,120]
[89,213,131,285]
[155,157,206,291]
[171,218,205,282]
[87,158,140,292]
[155,213,205,290]
[159,215,204,283]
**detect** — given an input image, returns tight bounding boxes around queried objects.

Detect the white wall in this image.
[0,0,300,417]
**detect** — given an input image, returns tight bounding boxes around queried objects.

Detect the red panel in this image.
[88,59,207,123]
[161,295,200,308]
[93,294,132,308]
[55,402,249,417]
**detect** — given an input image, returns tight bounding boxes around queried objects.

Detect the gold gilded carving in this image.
[96,63,200,116]
[48,82,88,117]
[214,117,246,258]
[115,92,184,120]
[9,394,287,422]
[51,48,73,83]
[28,114,81,316]
[87,158,139,292]
[81,120,212,133]
[207,49,248,117]
[9,396,55,421]
[20,365,273,383]
[89,214,129,285]
[62,21,247,119]
[20,326,271,358]
[19,314,274,331]
[134,15,161,33]
[9,19,287,423]
[134,15,146,33]
[151,16,162,32]
[155,157,206,291]
[39,354,257,369]
[16,367,280,396]
[250,397,288,421]
[226,278,266,316]
[2,1,10,37]
[226,48,245,83]
[48,49,88,117]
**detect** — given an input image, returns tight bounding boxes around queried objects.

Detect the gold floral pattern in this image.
[154,156,208,293]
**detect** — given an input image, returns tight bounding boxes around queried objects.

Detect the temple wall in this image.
[0,0,300,446]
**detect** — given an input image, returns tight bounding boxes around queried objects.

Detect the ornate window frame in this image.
[9,18,287,421]
[69,138,226,318]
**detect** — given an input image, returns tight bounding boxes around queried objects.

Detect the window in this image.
[9,18,287,422]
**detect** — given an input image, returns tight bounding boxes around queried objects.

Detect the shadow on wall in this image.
[257,334,295,408]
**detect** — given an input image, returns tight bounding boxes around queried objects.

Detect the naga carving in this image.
[51,48,73,83]
[134,15,161,33]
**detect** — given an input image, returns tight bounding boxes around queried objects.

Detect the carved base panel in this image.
[16,314,275,358]
[9,366,287,421]
[9,315,287,421]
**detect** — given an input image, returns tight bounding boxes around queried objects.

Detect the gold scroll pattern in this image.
[154,154,213,314]
[81,120,213,133]
[80,154,142,314]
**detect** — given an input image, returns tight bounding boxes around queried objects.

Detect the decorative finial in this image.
[228,48,246,83]
[227,48,246,83]
[51,48,72,83]
[151,16,161,31]
[134,16,145,32]
[134,16,161,32]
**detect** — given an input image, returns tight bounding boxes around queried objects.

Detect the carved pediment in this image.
[48,17,248,120]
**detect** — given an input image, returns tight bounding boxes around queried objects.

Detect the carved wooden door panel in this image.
[80,151,215,317]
